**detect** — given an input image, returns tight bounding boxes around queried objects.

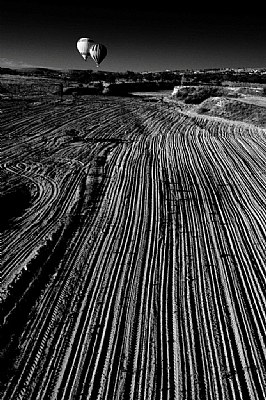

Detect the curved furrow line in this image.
[17,124,145,396]
[53,111,176,398]
[201,132,266,274]
[2,101,123,165]
[2,159,104,398]
[128,143,162,400]
[174,136,211,399]
[164,112,266,399]
[174,133,229,399]
[52,141,150,399]
[188,119,266,398]
[2,164,84,288]
[89,142,157,398]
[1,165,59,277]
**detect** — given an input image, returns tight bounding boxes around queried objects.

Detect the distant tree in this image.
[105,74,115,83]
[125,71,137,81]
[160,71,175,82]
[135,73,143,82]
[144,72,156,82]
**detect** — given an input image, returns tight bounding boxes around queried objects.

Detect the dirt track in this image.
[1,96,266,399]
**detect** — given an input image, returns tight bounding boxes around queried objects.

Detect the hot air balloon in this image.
[77,38,94,61]
[89,43,107,67]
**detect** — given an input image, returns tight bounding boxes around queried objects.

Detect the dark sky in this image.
[1,2,265,72]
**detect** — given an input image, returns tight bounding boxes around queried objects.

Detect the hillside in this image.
[196,97,266,128]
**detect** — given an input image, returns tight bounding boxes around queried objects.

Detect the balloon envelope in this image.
[77,38,94,61]
[89,44,107,66]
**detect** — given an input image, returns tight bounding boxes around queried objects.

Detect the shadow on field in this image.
[0,186,32,233]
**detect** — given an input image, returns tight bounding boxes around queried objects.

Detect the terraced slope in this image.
[1,96,266,400]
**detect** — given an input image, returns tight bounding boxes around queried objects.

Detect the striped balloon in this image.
[77,38,94,61]
[89,43,107,67]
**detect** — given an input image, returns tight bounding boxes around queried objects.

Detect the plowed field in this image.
[1,96,266,400]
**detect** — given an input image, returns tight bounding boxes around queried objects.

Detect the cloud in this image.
[0,57,42,69]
